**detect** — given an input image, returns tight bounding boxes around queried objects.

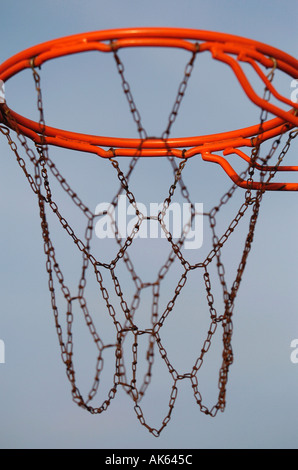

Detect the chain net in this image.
[0,46,297,437]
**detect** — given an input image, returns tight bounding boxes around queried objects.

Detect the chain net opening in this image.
[0,43,297,437]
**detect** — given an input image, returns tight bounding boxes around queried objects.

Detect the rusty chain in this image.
[0,45,297,437]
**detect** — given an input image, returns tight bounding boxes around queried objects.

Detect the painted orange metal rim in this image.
[0,28,297,161]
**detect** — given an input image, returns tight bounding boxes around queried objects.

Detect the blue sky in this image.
[0,0,298,449]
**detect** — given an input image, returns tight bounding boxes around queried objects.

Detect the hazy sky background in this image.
[0,0,298,449]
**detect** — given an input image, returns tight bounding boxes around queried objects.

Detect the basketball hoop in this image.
[0,28,297,436]
[0,28,298,190]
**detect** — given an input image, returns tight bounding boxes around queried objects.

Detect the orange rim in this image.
[0,27,297,159]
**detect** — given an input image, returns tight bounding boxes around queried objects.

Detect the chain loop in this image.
[1,43,297,436]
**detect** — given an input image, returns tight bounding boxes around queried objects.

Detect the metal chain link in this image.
[162,44,199,140]
[1,46,297,437]
[112,45,147,140]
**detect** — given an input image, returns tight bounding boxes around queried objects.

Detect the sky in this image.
[0,0,298,450]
